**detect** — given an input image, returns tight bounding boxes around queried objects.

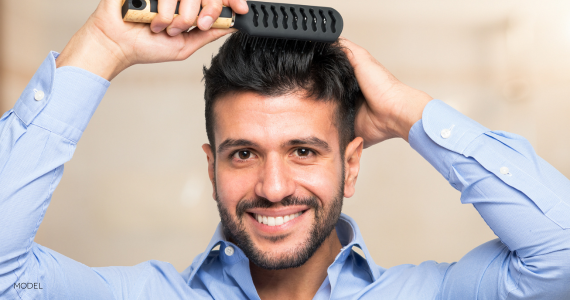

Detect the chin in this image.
[222,212,339,270]
[215,181,345,270]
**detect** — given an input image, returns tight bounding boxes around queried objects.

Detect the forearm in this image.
[56,21,128,81]
[408,99,570,298]
[0,52,109,291]
[410,100,570,251]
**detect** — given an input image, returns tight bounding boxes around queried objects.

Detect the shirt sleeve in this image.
[0,52,117,299]
[408,99,570,299]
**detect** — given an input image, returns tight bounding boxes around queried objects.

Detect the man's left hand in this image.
[340,38,433,147]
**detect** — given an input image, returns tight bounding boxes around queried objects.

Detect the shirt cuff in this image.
[13,51,110,143]
[408,99,488,181]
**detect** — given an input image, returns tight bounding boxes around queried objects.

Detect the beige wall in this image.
[1,0,569,272]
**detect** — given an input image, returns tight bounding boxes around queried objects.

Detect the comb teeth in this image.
[238,33,330,54]
[233,1,343,44]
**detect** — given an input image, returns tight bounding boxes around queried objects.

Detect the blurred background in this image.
[1,0,569,272]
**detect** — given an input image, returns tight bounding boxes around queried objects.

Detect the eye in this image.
[293,148,314,158]
[233,150,256,161]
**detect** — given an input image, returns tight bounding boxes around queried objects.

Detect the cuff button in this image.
[440,128,452,139]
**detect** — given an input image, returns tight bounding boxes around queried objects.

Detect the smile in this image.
[254,211,305,226]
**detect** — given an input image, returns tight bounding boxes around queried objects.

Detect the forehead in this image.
[213,91,339,148]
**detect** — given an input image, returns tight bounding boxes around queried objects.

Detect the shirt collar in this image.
[186,213,380,282]
[335,213,381,280]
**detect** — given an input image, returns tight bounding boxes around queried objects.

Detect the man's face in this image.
[203,91,360,269]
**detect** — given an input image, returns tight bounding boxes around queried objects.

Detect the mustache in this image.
[236,195,319,217]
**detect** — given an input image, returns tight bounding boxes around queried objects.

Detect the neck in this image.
[250,229,343,300]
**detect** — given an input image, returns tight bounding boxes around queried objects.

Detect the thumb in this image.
[178,28,237,59]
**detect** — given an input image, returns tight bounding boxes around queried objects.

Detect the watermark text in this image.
[14,282,43,290]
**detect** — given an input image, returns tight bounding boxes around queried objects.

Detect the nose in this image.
[255,153,296,202]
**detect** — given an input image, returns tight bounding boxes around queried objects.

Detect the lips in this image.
[254,212,304,226]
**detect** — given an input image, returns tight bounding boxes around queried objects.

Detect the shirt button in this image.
[440,129,452,139]
[224,246,234,256]
[34,90,45,101]
[500,167,510,175]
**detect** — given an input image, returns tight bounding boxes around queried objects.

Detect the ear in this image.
[202,144,217,200]
[343,137,364,198]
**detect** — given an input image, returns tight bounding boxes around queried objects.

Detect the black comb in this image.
[122,0,343,51]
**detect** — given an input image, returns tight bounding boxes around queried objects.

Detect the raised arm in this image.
[341,38,570,299]
[0,0,248,298]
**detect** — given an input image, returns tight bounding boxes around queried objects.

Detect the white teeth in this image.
[268,217,276,226]
[254,211,305,226]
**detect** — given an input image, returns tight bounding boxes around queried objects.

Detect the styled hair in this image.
[203,32,361,155]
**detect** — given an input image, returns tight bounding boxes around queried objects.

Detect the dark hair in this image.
[203,33,361,156]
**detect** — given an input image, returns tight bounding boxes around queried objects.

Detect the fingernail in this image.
[151,26,161,33]
[167,27,183,36]
[199,16,214,30]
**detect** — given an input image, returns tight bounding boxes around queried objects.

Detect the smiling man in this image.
[202,34,360,275]
[193,34,366,298]
[1,0,570,299]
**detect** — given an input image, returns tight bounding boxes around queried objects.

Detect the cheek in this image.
[293,163,342,204]
[215,166,257,209]
[215,158,343,206]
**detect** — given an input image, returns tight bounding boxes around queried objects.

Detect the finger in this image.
[167,0,201,36]
[338,36,387,79]
[338,37,365,65]
[197,0,223,30]
[177,27,236,59]
[223,0,249,15]
[151,0,179,33]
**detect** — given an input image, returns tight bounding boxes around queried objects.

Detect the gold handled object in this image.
[121,0,235,29]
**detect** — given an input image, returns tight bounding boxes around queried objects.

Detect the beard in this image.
[214,178,344,270]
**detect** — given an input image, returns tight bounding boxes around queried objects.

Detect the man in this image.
[0,0,569,299]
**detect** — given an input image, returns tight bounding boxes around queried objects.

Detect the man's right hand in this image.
[56,0,249,80]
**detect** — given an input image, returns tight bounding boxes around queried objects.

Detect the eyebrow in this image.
[217,136,332,154]
[217,139,259,154]
[283,137,332,152]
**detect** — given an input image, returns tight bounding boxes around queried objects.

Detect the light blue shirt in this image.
[1,52,569,300]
